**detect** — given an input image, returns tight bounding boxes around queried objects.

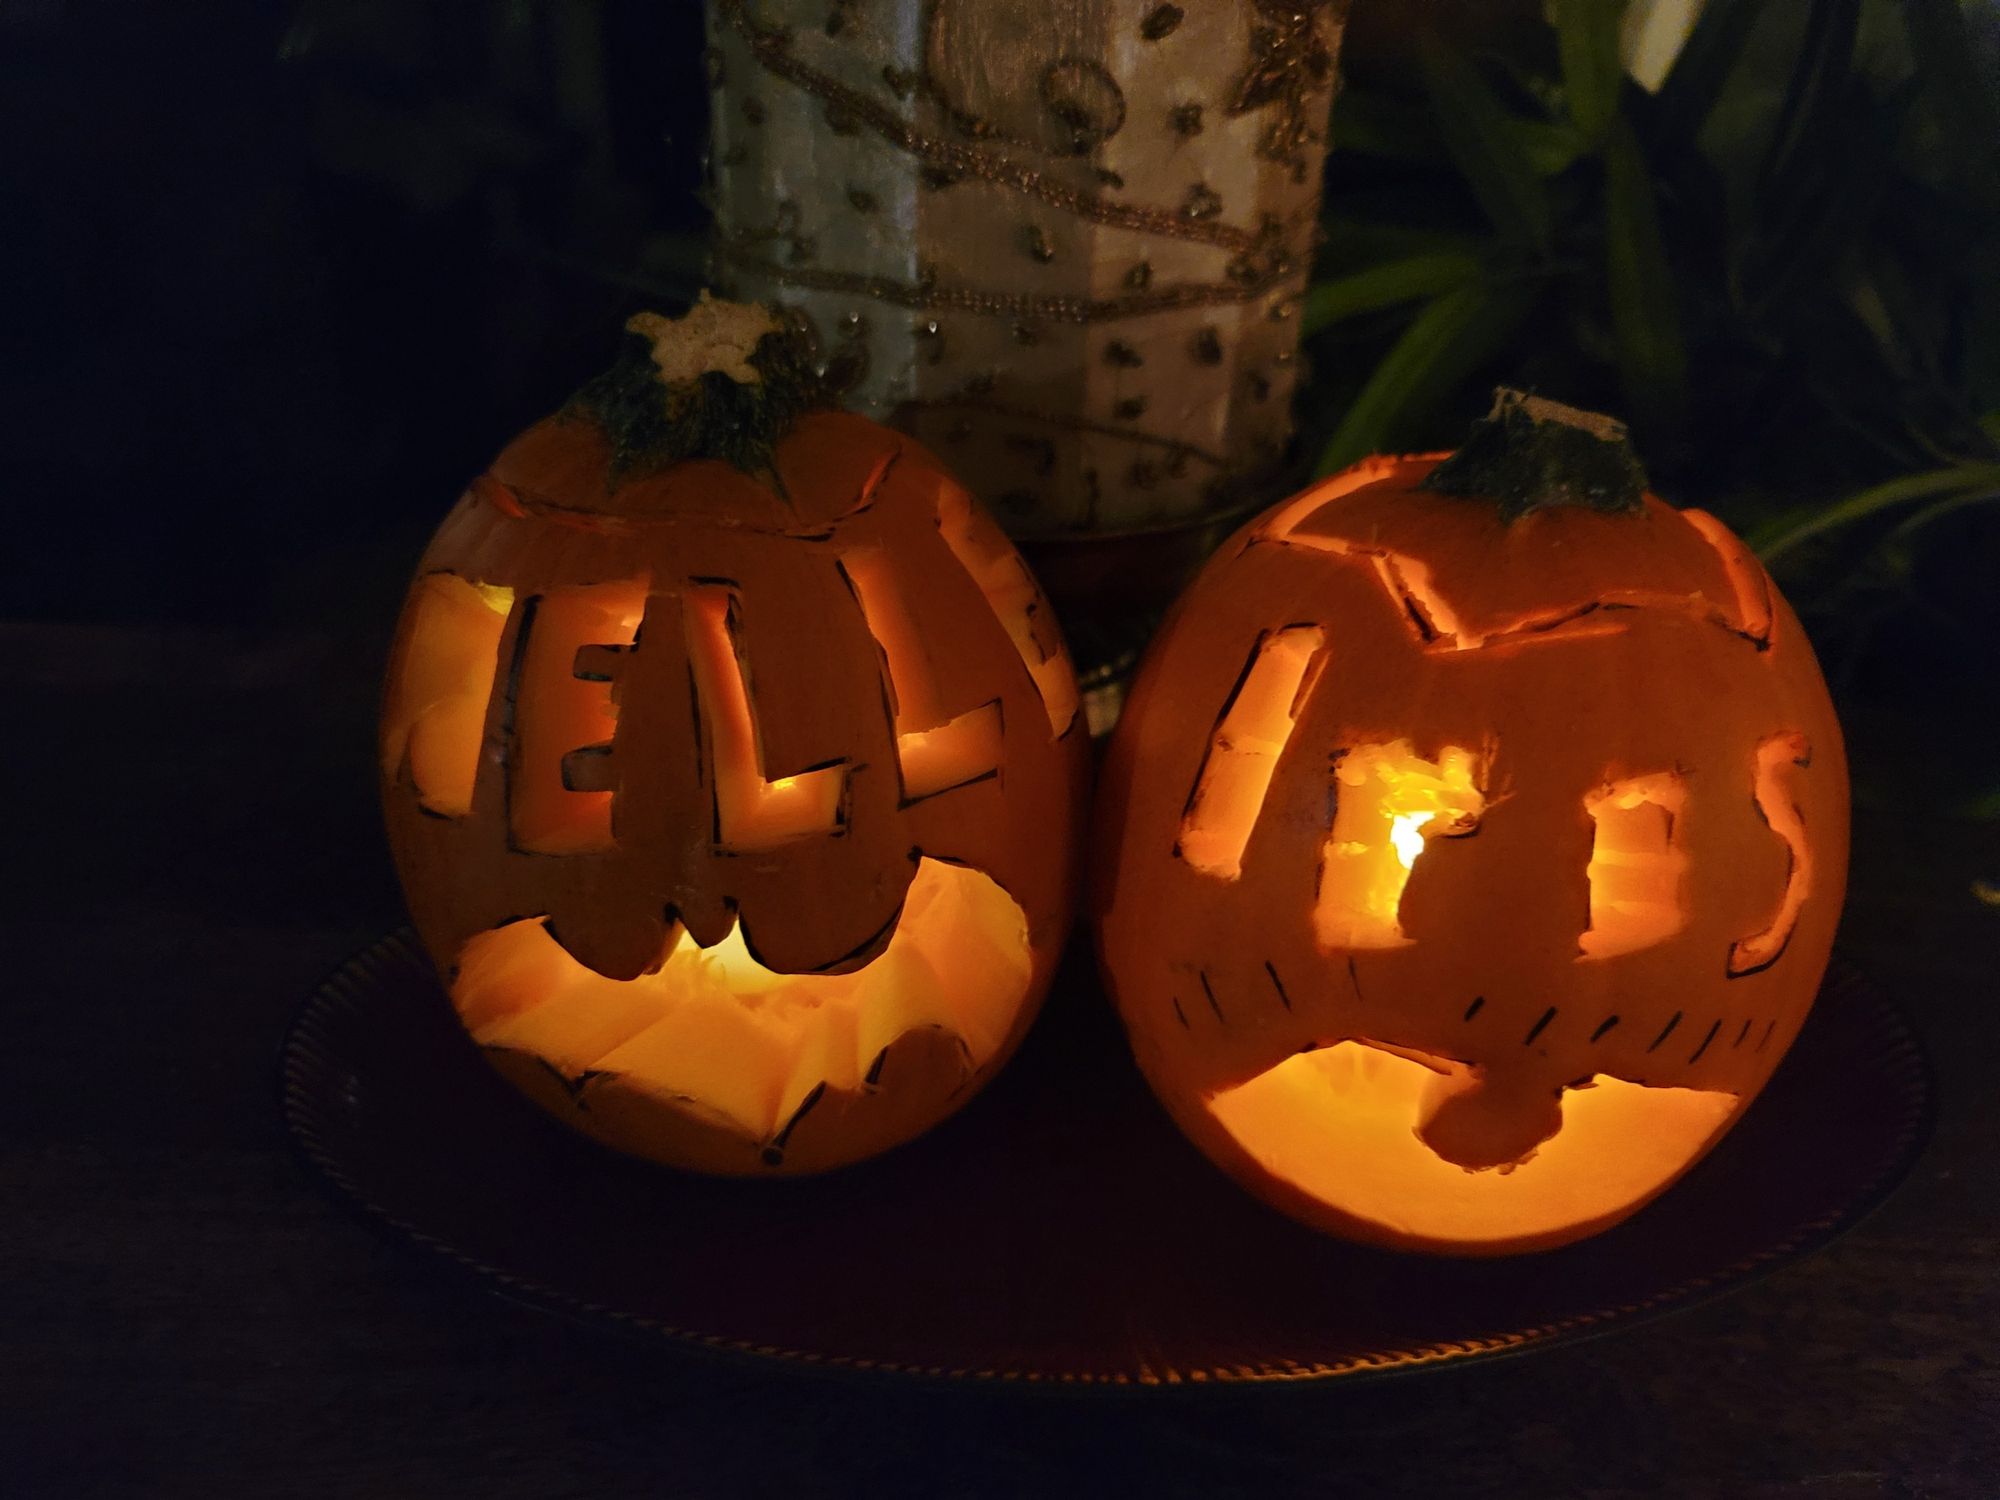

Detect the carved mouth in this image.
[452,857,1033,1145]
[1205,1038,1737,1249]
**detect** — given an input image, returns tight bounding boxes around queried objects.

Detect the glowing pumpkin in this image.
[1093,392,1848,1255]
[381,298,1088,1175]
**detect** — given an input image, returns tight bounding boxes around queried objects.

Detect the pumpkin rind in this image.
[1093,450,1848,1255]
[382,343,1088,1175]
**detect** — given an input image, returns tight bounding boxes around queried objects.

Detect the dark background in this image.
[3,2,709,630]
[3,3,1996,1495]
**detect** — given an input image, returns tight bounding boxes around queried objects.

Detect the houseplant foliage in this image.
[1094,392,1848,1254]
[380,297,1089,1174]
[1300,0,2000,677]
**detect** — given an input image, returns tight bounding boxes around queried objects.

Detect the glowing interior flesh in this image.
[935,479,1079,736]
[894,711,1004,799]
[511,582,645,853]
[686,587,848,847]
[1207,1042,1738,1247]
[1580,773,1688,959]
[843,546,1004,801]
[454,857,1033,1140]
[1314,741,1484,950]
[382,575,512,816]
[1730,732,1813,974]
[1179,626,1326,879]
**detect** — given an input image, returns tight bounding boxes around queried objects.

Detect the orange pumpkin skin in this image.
[1093,448,1848,1255]
[381,382,1088,1176]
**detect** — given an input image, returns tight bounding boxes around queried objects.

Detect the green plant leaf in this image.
[1418,42,1554,252]
[1880,487,2000,580]
[1330,90,1447,166]
[1511,116,1591,177]
[1603,117,1688,430]
[1743,76,1913,314]
[1757,0,1862,198]
[1554,0,1628,142]
[1334,85,1585,176]
[1314,281,1536,474]
[1649,0,1762,145]
[1735,2,1868,309]
[1301,252,1485,336]
[1904,0,2000,182]
[1749,461,2000,564]
[1318,217,1490,263]
[1960,791,2000,824]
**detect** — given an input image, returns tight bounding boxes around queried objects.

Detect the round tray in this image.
[282,933,1931,1388]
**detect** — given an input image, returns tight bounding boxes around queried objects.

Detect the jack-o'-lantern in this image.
[381,297,1087,1175]
[1094,391,1848,1255]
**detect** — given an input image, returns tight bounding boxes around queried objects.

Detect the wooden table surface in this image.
[2,616,1995,1499]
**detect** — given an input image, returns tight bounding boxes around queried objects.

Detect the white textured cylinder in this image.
[705,0,1346,539]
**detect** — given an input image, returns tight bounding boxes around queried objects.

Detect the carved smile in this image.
[453,857,1033,1155]
[1205,1038,1738,1249]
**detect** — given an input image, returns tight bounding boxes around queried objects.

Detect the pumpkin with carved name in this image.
[381,298,1088,1174]
[1093,392,1848,1255]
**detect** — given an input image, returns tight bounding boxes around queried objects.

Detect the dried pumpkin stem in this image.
[1421,388,1650,522]
[565,293,830,480]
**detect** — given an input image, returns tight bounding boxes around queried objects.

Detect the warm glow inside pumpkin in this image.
[453,858,1030,1165]
[1316,740,1486,951]
[379,574,515,819]
[1094,392,1848,1255]
[380,299,1087,1175]
[1208,1046,1737,1248]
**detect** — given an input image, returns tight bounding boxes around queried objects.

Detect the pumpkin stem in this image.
[1420,388,1650,522]
[565,293,830,480]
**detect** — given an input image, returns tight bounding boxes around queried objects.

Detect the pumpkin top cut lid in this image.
[1254,390,1774,650]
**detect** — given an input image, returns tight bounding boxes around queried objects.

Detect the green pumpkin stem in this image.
[565,294,830,480]
[1421,389,1650,521]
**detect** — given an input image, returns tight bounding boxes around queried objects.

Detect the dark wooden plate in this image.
[282,933,1931,1388]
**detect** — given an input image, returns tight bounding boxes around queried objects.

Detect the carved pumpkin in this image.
[1093,392,1848,1255]
[381,298,1087,1175]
